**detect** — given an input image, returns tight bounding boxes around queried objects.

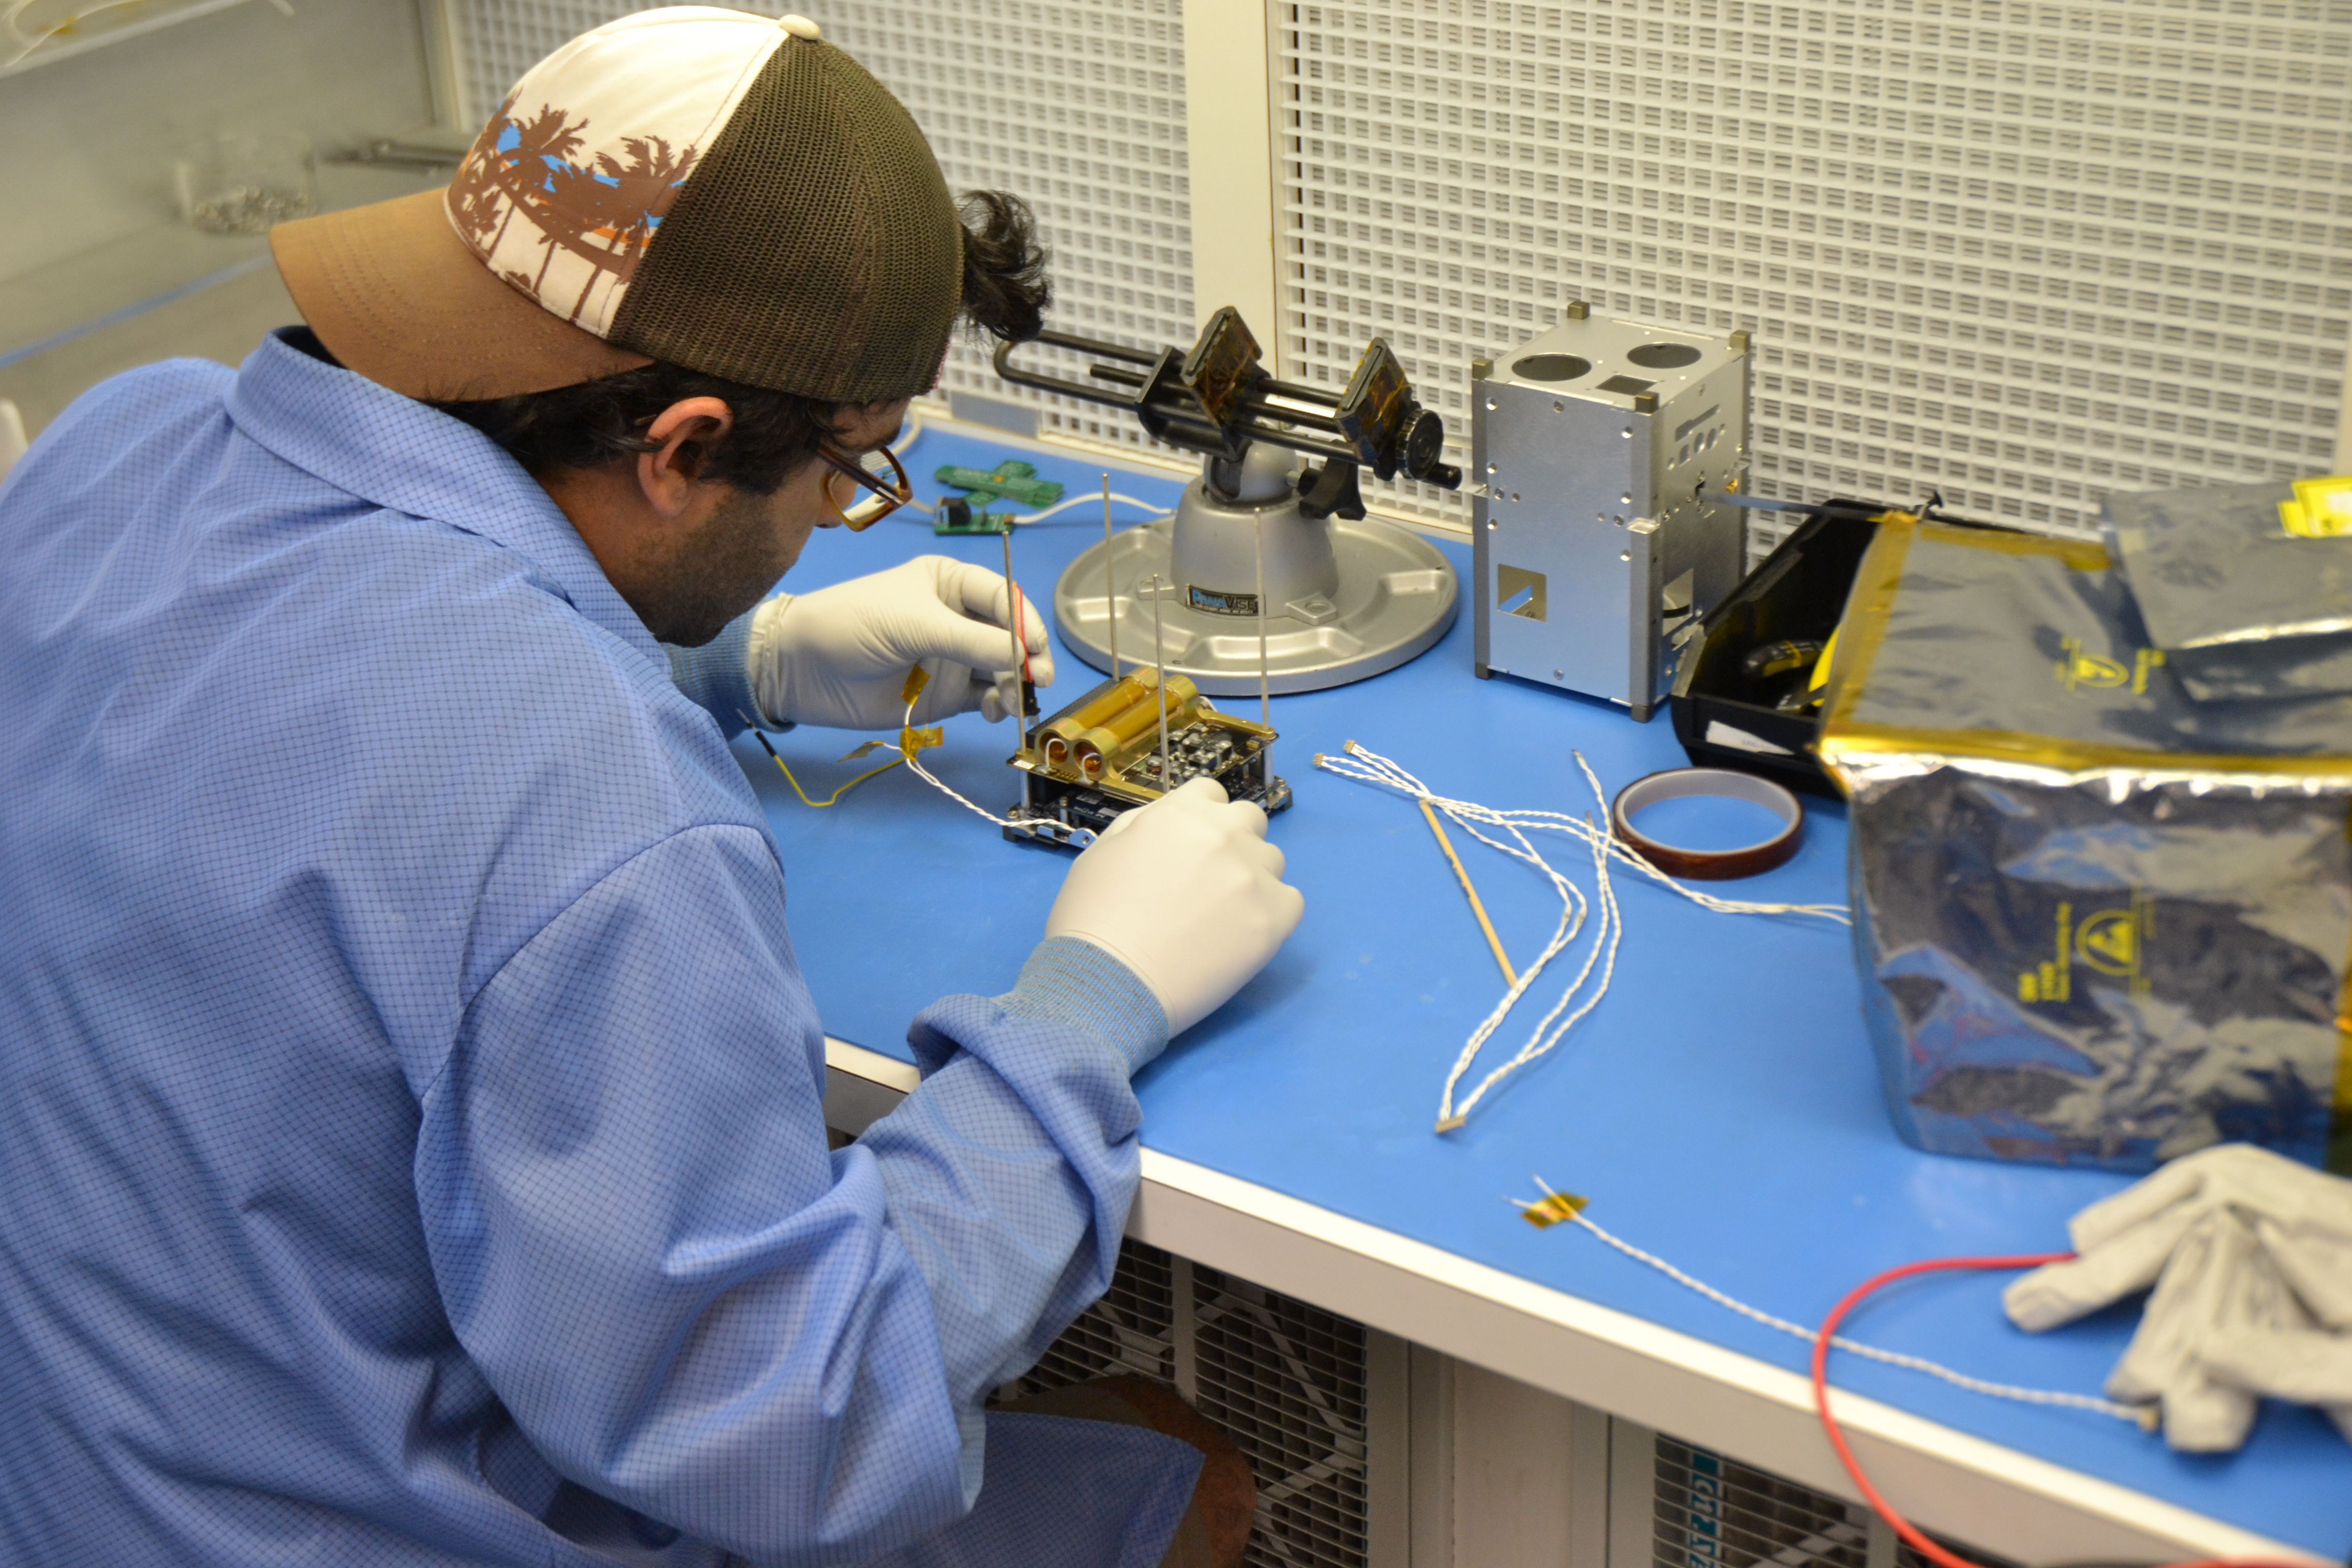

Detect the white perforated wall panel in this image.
[825,1,1195,451]
[447,0,1197,455]
[1276,0,2352,551]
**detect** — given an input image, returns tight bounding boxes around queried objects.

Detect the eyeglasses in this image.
[817,440,914,531]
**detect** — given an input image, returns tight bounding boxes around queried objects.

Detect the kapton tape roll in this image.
[1609,767,1803,881]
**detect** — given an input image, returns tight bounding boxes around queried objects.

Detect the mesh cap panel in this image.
[612,36,962,403]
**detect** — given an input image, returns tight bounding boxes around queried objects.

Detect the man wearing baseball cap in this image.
[0,10,1298,1567]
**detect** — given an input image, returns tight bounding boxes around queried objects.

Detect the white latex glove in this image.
[1044,777,1305,1037]
[749,555,1055,729]
[2003,1142,2352,1450]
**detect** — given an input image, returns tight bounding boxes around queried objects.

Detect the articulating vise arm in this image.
[991,307,1462,521]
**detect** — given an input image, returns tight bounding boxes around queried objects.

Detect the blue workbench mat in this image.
[741,424,2350,1557]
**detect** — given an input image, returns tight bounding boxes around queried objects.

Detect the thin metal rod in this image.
[1259,372,1345,402]
[1233,395,1343,431]
[993,341,1362,464]
[1033,327,1160,364]
[1000,525,1032,811]
[1100,473,1118,677]
[999,525,1024,682]
[1151,413,1359,465]
[1254,521,1270,729]
[991,338,1138,409]
[1152,576,1170,790]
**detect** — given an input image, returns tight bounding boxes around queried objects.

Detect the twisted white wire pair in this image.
[1522,1181,2143,1423]
[1322,744,1621,1130]
[1316,741,1849,1131]
[898,695,1028,831]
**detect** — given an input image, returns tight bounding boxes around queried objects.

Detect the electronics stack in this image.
[1471,306,1753,721]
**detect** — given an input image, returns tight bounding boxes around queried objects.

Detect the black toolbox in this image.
[1668,500,1885,797]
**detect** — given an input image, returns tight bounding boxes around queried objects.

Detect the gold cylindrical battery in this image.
[1071,675,1199,777]
[1038,674,1154,768]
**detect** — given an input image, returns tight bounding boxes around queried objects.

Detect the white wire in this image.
[900,478,1168,531]
[1006,492,1169,525]
[898,696,1027,830]
[1319,741,1853,924]
[893,410,1167,526]
[1518,1183,2145,1423]
[1316,741,1849,1130]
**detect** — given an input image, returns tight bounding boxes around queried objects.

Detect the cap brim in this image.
[271,188,652,402]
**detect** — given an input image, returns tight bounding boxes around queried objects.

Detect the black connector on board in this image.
[933,497,1011,535]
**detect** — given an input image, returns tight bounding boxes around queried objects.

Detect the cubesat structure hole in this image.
[1512,353,1590,382]
[1626,342,1704,369]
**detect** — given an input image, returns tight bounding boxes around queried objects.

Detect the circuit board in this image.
[1004,670,1292,849]
[932,497,1013,535]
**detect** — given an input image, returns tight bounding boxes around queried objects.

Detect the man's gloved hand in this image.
[2003,1142,2352,1450]
[748,556,1054,729]
[1045,777,1305,1037]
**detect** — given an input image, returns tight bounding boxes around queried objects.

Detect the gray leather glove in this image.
[2004,1142,2352,1450]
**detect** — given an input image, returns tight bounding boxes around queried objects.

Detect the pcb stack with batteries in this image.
[1472,305,1752,720]
[1008,671,1284,849]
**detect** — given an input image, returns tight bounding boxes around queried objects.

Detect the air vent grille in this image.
[1013,1239,1180,1393]
[1017,1242,1373,1568]
[1654,1432,2020,1568]
[1654,1434,1869,1568]
[1196,1264,1370,1568]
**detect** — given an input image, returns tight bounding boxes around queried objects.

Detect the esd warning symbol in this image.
[2075,908,2139,976]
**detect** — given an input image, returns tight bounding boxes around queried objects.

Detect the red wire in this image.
[1010,583,1035,685]
[1810,1255,2317,1568]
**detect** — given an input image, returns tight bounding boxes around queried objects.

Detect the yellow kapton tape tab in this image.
[2281,475,2352,538]
[900,665,932,706]
[899,725,943,760]
[1512,1178,1589,1229]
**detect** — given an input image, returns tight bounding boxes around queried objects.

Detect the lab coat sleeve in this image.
[415,825,1162,1566]
[861,936,1168,1505]
[419,827,1171,1561]
[664,608,762,736]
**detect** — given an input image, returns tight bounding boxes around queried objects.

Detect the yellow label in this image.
[2019,901,2073,1004]
[2056,636,2126,690]
[2075,890,2154,996]
[2022,892,2153,1003]
[2282,476,2352,538]
[2054,637,2165,694]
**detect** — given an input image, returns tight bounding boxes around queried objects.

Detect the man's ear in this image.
[636,397,736,519]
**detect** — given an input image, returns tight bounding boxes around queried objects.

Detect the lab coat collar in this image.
[225,328,666,668]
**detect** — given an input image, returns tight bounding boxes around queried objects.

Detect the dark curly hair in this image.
[430,191,1051,493]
